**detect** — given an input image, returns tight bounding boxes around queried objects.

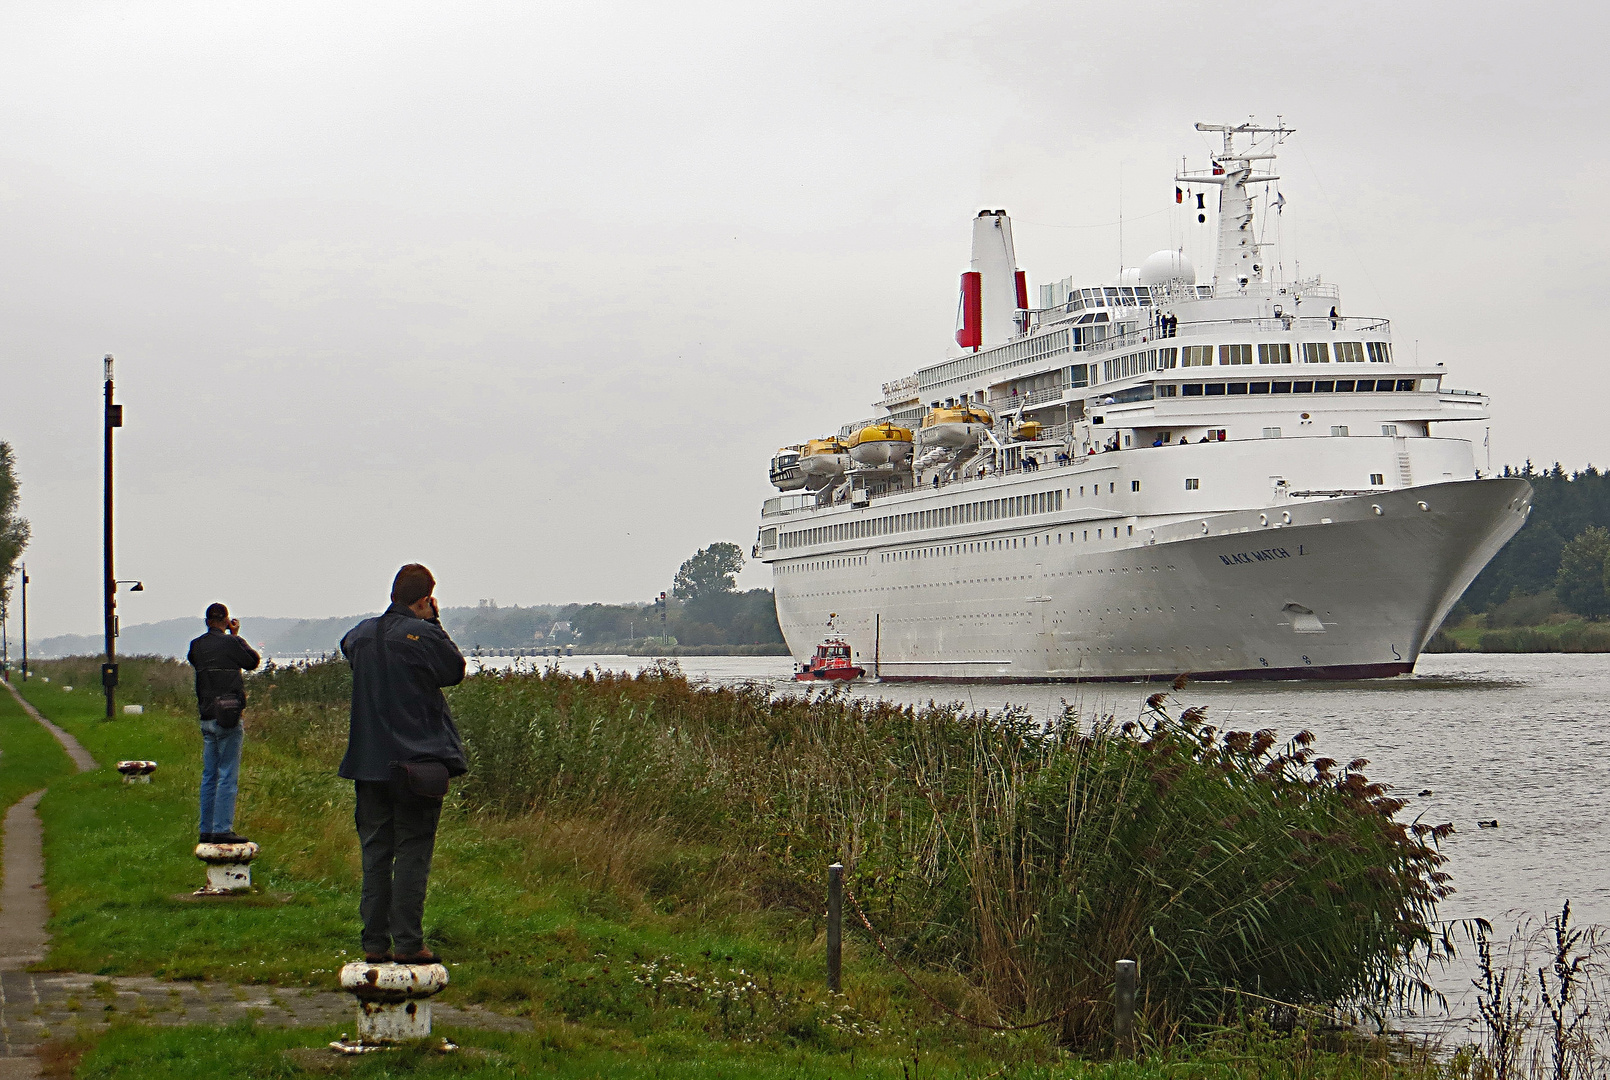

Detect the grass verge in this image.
[0,679,76,883]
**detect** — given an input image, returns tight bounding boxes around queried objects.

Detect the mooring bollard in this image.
[115,760,158,784]
[1114,958,1138,1054]
[192,841,259,895]
[826,862,843,993]
[332,961,451,1053]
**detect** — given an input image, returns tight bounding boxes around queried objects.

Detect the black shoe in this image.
[211,830,251,845]
[199,833,217,844]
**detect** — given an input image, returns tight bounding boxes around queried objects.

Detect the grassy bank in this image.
[1426,618,1610,653]
[12,657,1458,1076]
[0,680,76,880]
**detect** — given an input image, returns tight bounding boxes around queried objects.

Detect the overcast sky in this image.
[2,0,1606,638]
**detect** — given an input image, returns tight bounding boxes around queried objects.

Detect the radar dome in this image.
[1117,266,1142,287]
[1138,250,1196,287]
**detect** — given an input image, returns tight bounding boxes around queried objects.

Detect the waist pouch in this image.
[396,760,450,800]
[205,693,244,729]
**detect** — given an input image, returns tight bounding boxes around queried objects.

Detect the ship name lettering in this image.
[1219,547,1292,566]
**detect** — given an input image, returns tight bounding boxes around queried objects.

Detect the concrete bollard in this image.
[1114,958,1138,1054]
[116,760,158,784]
[331,962,451,1052]
[193,841,259,895]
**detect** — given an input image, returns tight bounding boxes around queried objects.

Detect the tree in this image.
[672,543,744,600]
[1555,525,1610,620]
[0,442,29,614]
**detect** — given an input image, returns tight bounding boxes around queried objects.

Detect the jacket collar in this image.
[384,602,416,619]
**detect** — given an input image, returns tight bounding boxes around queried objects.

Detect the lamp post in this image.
[103,355,123,720]
[19,564,26,682]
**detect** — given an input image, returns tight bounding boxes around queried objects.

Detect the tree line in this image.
[1455,463,1610,621]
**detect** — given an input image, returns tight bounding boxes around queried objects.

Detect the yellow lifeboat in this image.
[798,437,851,479]
[1012,420,1043,441]
[921,404,992,449]
[847,422,914,467]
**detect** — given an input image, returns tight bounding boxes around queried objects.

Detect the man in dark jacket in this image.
[339,564,466,964]
[186,603,262,844]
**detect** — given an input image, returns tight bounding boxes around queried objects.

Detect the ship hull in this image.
[769,477,1530,682]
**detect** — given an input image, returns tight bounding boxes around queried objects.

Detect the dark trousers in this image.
[354,778,443,955]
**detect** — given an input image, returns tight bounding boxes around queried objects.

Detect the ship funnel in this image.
[955,210,1023,351]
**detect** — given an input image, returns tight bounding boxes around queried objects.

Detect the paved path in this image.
[0,682,529,1075]
[1,681,97,773]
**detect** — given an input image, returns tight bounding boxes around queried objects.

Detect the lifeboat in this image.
[793,637,865,681]
[798,437,851,479]
[1012,420,1043,441]
[769,445,807,490]
[921,404,993,449]
[847,422,914,467]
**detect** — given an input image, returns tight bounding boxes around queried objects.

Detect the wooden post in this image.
[1114,959,1137,1054]
[826,863,843,992]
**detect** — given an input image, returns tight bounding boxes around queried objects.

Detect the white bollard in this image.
[116,760,158,784]
[122,704,144,715]
[193,841,259,895]
[331,962,451,1052]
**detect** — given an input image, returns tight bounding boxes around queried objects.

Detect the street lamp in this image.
[19,564,27,682]
[103,354,124,720]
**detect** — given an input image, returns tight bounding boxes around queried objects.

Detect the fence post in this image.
[1114,958,1137,1054]
[826,863,843,993]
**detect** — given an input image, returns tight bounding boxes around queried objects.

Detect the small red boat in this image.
[794,637,865,681]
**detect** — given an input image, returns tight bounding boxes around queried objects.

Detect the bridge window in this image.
[1182,345,1213,367]
[1219,344,1253,365]
[1334,342,1365,363]
[1367,342,1392,363]
[1302,343,1330,363]
[1258,343,1292,364]
[1272,381,1292,393]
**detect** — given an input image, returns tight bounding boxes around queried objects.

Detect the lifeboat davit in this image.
[798,437,851,479]
[847,422,914,467]
[921,404,993,449]
[793,637,865,681]
[769,445,807,490]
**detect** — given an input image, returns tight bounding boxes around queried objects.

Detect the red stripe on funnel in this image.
[955,271,981,350]
[1014,270,1029,311]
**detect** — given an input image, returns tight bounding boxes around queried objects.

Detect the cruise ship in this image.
[755,122,1530,681]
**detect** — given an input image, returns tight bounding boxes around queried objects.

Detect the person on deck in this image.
[339,564,467,965]
[186,603,261,845]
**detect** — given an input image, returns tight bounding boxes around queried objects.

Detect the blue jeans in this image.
[199,719,244,835]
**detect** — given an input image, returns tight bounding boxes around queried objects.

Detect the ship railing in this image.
[1076,314,1391,358]
[761,493,816,518]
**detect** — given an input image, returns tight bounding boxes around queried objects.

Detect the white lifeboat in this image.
[769,445,807,490]
[921,404,993,449]
[798,437,851,479]
[847,422,914,467]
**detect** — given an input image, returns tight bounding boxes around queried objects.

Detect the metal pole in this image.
[19,564,27,682]
[1114,958,1137,1054]
[826,863,843,993]
[103,355,120,720]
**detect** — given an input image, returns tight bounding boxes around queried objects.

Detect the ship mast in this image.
[1177,120,1291,289]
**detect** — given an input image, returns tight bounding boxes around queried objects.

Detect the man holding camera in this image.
[340,564,466,965]
[186,602,261,845]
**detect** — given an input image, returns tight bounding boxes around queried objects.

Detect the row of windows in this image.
[781,489,1065,549]
[1162,377,1420,398]
[1173,341,1389,370]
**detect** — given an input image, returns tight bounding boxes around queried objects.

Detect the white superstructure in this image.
[756,122,1530,681]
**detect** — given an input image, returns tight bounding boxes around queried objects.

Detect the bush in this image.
[421,665,1452,1039]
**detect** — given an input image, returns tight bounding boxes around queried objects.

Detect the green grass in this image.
[0,679,76,883]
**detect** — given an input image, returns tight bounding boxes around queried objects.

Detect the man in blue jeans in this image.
[186,603,261,844]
